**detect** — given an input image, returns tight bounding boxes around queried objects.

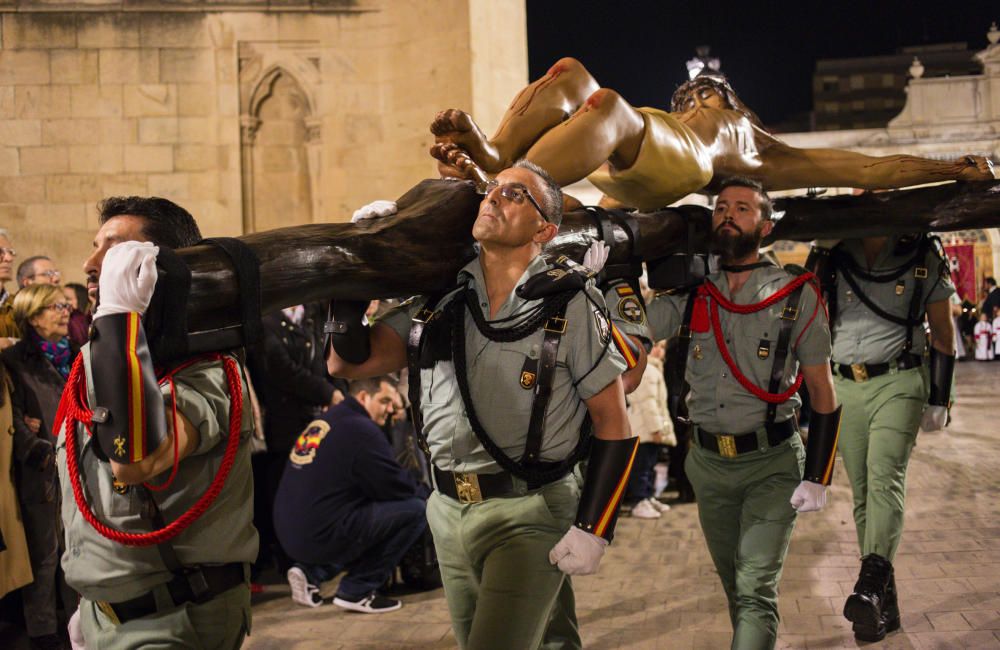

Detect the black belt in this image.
[102,563,246,624]
[833,353,922,382]
[695,419,797,458]
[433,466,516,504]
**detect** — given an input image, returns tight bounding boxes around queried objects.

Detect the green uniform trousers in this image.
[426,472,581,650]
[79,582,251,650]
[835,366,925,561]
[686,432,804,650]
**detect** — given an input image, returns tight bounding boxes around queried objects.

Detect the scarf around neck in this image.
[30,328,71,379]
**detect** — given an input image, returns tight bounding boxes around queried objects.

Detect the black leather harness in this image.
[668,267,807,430]
[406,283,590,487]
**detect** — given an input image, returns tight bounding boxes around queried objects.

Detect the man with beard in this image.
[646,177,840,649]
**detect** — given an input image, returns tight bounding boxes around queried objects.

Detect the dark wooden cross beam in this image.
[174,179,1000,350]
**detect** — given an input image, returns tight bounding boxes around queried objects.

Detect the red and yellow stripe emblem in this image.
[615,285,635,296]
[610,324,638,369]
[125,312,146,462]
[593,438,639,538]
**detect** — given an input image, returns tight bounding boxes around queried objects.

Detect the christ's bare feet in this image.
[430,109,505,173]
[958,155,997,181]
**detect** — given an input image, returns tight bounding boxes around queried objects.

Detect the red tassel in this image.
[690,294,710,333]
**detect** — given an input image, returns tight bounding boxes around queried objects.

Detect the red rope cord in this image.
[56,353,244,547]
[698,272,819,404]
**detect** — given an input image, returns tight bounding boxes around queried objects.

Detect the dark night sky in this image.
[527,1,998,127]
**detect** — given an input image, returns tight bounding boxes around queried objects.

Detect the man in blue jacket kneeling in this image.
[274,374,427,613]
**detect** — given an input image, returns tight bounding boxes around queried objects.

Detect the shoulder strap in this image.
[765,282,806,425]
[667,290,698,421]
[197,237,262,347]
[523,303,570,463]
[406,290,452,457]
[450,297,584,485]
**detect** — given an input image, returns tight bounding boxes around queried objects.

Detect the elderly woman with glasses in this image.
[2,284,79,649]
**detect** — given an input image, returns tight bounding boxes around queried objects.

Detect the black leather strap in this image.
[107,563,245,624]
[695,419,796,456]
[523,304,569,463]
[667,290,698,421]
[198,237,262,347]
[833,353,922,381]
[432,466,516,501]
[406,292,450,458]
[766,282,806,425]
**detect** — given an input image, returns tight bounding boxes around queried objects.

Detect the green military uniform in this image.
[56,349,258,650]
[647,263,831,650]
[381,254,626,650]
[827,237,954,561]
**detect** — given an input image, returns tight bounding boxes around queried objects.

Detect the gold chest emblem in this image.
[520,370,536,389]
[693,344,704,360]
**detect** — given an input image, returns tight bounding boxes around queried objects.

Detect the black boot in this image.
[882,570,901,634]
[843,554,894,641]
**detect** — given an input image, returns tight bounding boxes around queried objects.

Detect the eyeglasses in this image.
[45,302,71,313]
[33,270,61,280]
[480,180,551,223]
[0,248,15,259]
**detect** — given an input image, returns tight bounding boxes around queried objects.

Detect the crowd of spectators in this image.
[0,230,92,650]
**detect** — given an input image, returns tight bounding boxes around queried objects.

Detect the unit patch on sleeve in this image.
[290,420,331,466]
[593,309,611,345]
[618,295,645,325]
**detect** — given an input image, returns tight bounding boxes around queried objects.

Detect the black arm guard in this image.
[927,348,955,407]
[89,313,168,464]
[324,299,371,365]
[575,437,639,543]
[802,406,842,485]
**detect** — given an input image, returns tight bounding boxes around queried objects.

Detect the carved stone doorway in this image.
[239,43,321,234]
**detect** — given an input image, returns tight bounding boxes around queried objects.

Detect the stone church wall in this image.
[0,1,527,286]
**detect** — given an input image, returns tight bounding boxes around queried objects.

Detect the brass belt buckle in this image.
[453,472,483,504]
[717,435,738,458]
[850,363,869,382]
[96,600,121,626]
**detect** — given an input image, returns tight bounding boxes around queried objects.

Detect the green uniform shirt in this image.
[647,264,831,434]
[830,237,955,365]
[381,255,627,473]
[57,348,258,602]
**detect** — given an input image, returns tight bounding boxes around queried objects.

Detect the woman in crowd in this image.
[62,282,90,347]
[3,284,79,650]
[623,340,676,519]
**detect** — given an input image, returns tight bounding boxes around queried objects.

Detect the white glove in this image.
[582,241,610,274]
[351,200,397,223]
[93,241,159,318]
[548,526,608,575]
[790,480,827,513]
[68,606,85,650]
[920,405,948,432]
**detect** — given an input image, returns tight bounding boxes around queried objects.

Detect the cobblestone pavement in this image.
[247,362,1000,649]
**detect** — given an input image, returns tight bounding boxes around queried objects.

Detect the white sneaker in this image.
[630,499,661,519]
[287,566,323,608]
[646,497,671,514]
